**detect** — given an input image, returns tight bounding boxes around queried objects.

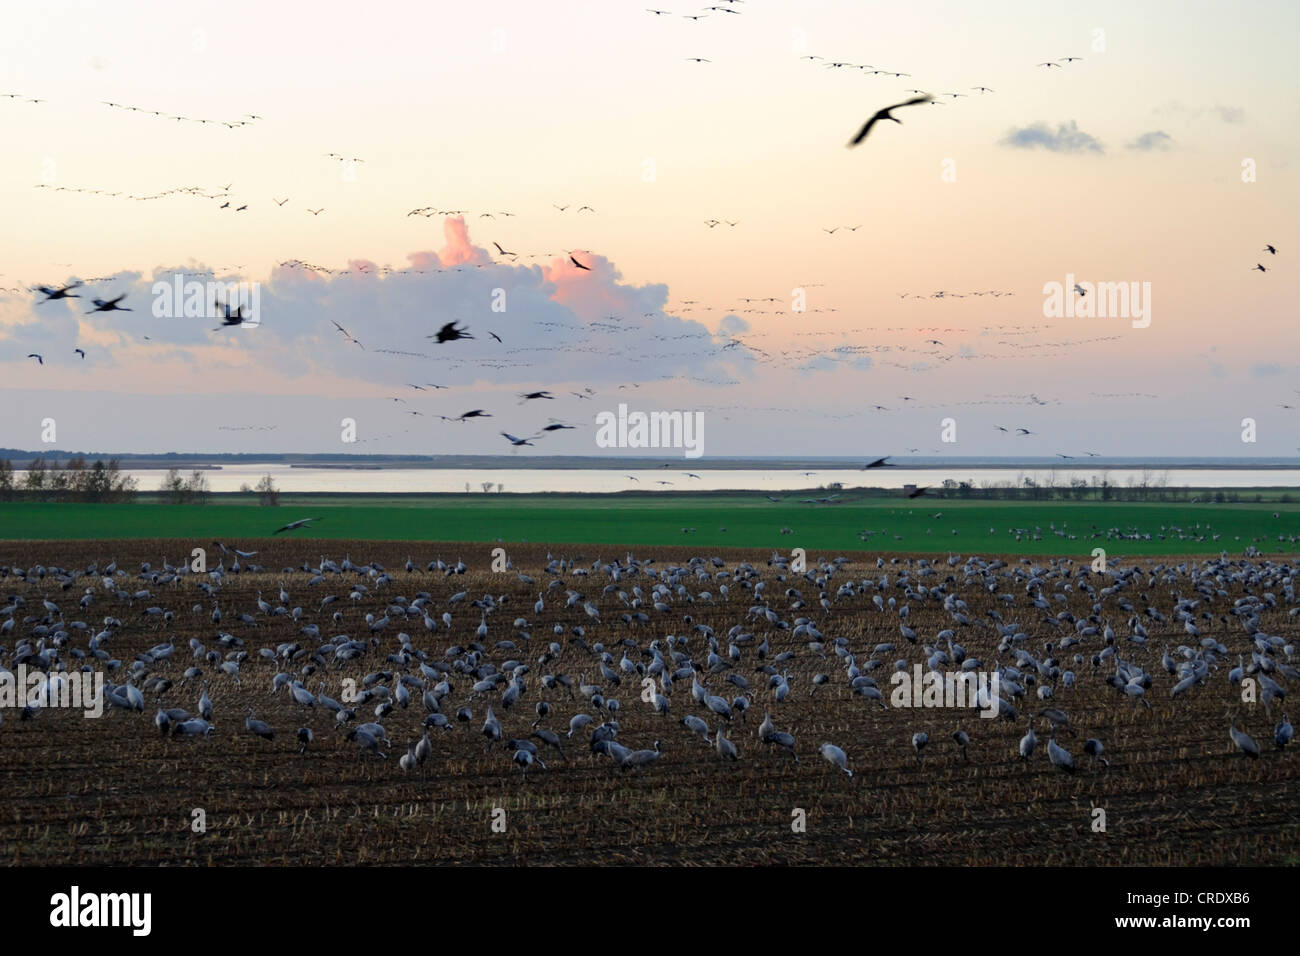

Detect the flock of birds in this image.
[3,10,1290,460]
[1,546,1294,788]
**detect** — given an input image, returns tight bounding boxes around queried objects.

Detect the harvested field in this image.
[1,538,1295,865]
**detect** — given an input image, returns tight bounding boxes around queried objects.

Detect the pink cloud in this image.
[437,216,488,267]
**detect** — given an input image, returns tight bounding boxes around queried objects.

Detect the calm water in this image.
[35,464,1300,494]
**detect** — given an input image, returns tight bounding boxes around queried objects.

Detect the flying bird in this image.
[27,353,43,364]
[847,95,933,147]
[488,332,503,343]
[74,349,85,359]
[273,517,322,535]
[433,321,473,343]
[493,242,517,257]
[569,254,592,271]
[35,282,82,302]
[519,391,555,401]
[501,432,535,447]
[1264,244,1276,254]
[331,320,363,349]
[86,294,132,313]
[863,456,892,469]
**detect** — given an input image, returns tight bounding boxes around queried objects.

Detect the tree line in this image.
[0,457,138,502]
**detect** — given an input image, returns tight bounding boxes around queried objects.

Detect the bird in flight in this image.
[273,198,288,206]
[519,391,555,402]
[1037,62,1062,68]
[1073,283,1087,296]
[685,58,712,63]
[1264,245,1277,255]
[213,305,248,330]
[331,320,363,349]
[569,254,592,271]
[493,242,517,257]
[273,517,322,535]
[74,348,85,359]
[501,432,535,447]
[1016,428,1033,435]
[432,321,473,343]
[86,294,132,313]
[443,410,491,422]
[539,423,575,432]
[1059,56,1083,62]
[906,486,930,499]
[27,353,43,364]
[1253,264,1267,272]
[646,8,670,14]
[971,86,995,93]
[863,456,892,469]
[307,208,323,215]
[35,281,82,302]
[847,95,933,147]
[488,332,503,343]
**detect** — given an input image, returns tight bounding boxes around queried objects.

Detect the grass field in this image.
[2,497,1298,555]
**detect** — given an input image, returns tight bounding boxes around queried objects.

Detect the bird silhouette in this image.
[433,321,473,343]
[35,282,82,302]
[847,95,933,146]
[86,294,131,313]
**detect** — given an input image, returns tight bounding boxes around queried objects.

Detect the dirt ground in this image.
[1,538,1295,865]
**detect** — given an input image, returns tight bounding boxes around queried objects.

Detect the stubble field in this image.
[1,537,1295,866]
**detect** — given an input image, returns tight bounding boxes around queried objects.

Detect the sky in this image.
[1,0,1298,459]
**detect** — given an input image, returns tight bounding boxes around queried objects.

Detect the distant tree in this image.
[24,458,47,497]
[85,459,110,502]
[497,483,505,493]
[254,473,280,506]
[105,459,137,502]
[0,459,12,500]
[482,481,493,493]
[161,468,186,503]
[63,457,88,499]
[188,470,211,504]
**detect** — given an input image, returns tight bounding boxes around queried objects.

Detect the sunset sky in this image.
[1,0,1297,458]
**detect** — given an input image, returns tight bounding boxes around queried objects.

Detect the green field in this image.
[1,496,1297,555]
